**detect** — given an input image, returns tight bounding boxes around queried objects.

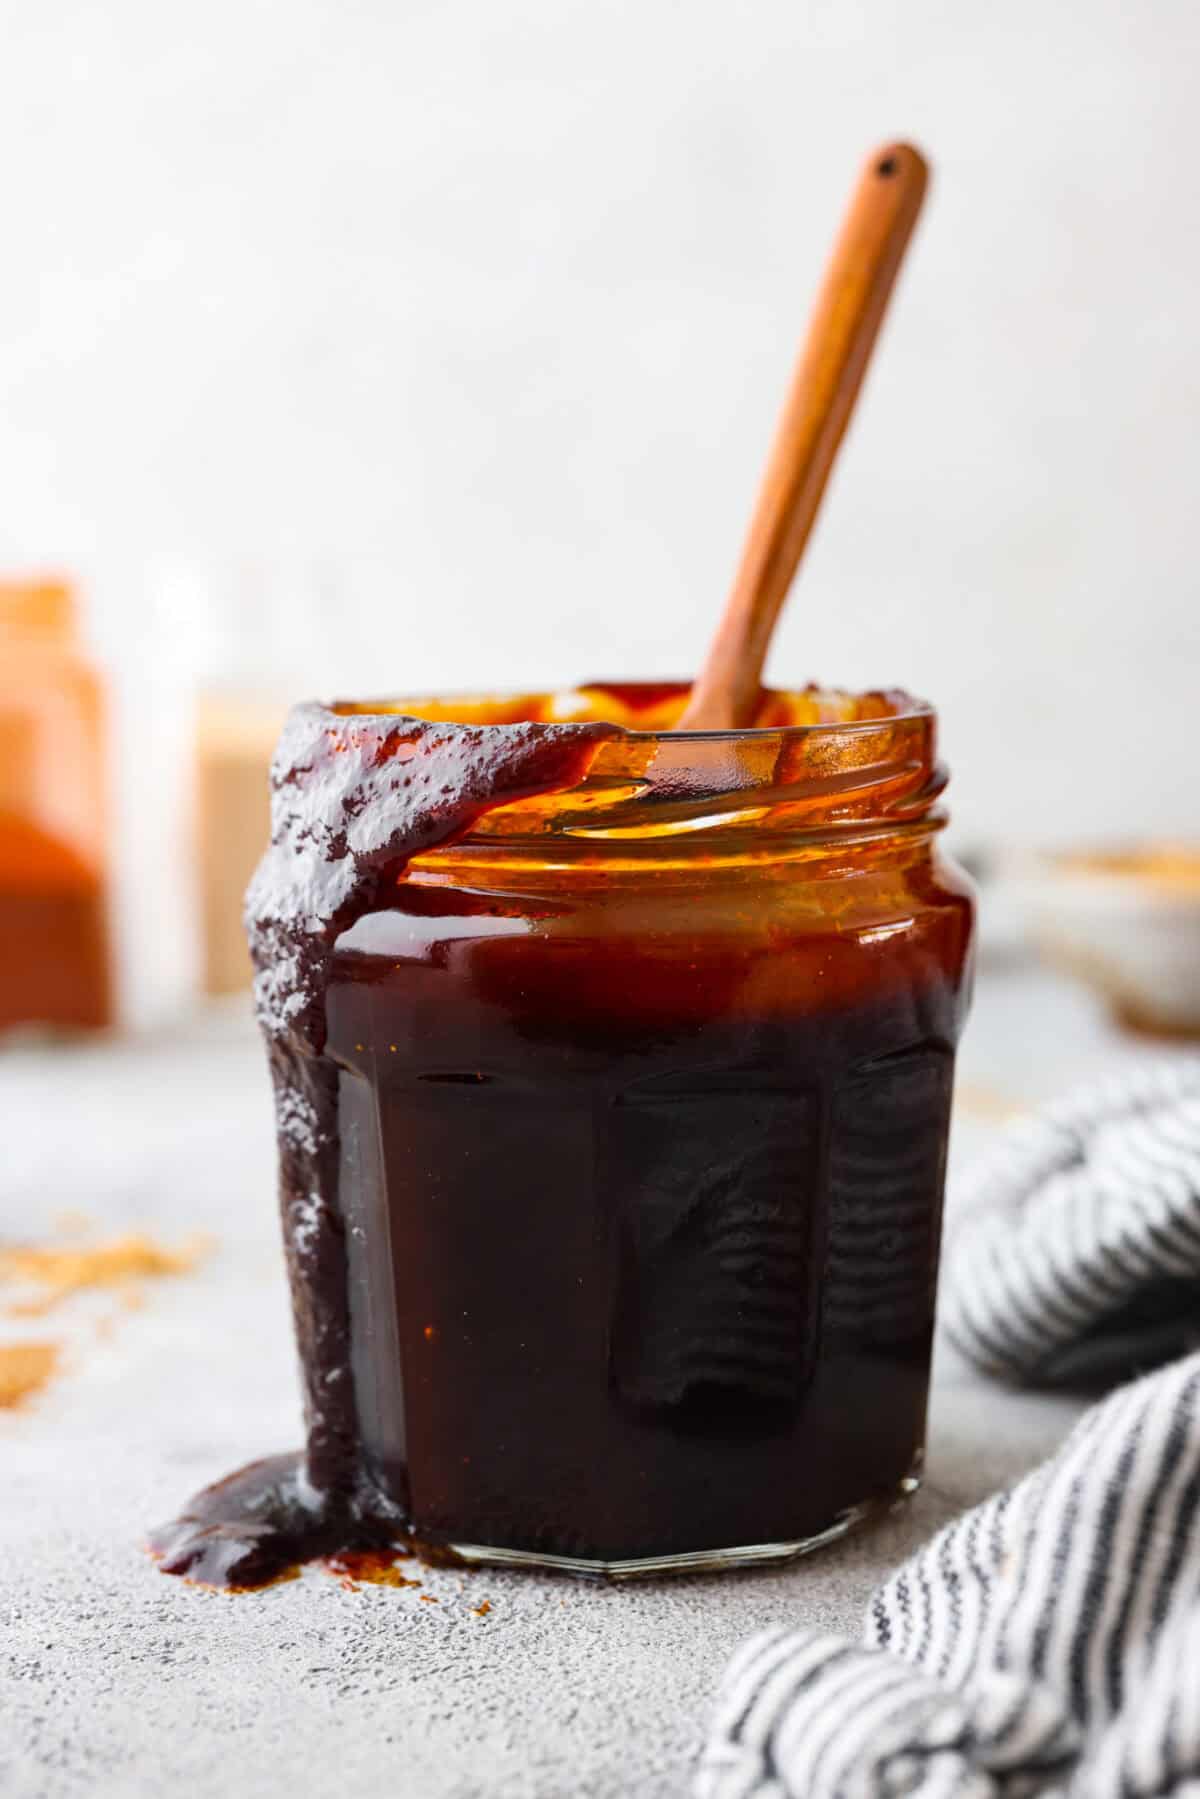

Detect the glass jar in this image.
[0,577,111,1035]
[319,686,974,1575]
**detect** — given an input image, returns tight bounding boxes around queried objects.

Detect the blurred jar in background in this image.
[96,560,395,1023]
[152,564,316,1000]
[0,577,112,1034]
[195,690,286,995]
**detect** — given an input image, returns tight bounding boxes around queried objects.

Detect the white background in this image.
[2,0,1197,846]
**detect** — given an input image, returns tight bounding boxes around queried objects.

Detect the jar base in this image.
[443,1467,922,1581]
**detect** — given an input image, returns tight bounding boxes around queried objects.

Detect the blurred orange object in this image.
[0,577,112,1033]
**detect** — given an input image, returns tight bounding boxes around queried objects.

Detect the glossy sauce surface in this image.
[327,852,972,1562]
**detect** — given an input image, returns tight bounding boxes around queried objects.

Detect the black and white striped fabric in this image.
[941,1060,1200,1386]
[697,1062,1200,1798]
[697,1352,1200,1798]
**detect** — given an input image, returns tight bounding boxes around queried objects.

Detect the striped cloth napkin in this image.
[697,1060,1200,1799]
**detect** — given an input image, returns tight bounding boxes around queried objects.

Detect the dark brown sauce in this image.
[151,705,613,1589]
[151,688,970,1587]
[147,1453,395,1591]
[328,896,968,1563]
[146,1454,470,1590]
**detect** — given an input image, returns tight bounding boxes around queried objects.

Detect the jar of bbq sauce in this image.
[315,682,974,1575]
[154,680,973,1590]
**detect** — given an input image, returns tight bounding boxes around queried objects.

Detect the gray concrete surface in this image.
[0,968,1158,1797]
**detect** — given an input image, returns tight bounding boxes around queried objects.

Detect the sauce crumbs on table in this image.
[0,1341,60,1409]
[0,1230,211,1411]
[0,1232,211,1317]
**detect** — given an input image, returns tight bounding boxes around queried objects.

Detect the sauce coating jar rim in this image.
[323,684,947,866]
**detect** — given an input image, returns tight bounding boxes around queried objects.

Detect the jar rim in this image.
[295,687,945,854]
[326,681,934,742]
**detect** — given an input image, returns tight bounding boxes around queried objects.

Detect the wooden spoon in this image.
[678,141,929,730]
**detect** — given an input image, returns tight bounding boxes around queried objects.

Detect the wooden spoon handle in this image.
[680,141,929,729]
